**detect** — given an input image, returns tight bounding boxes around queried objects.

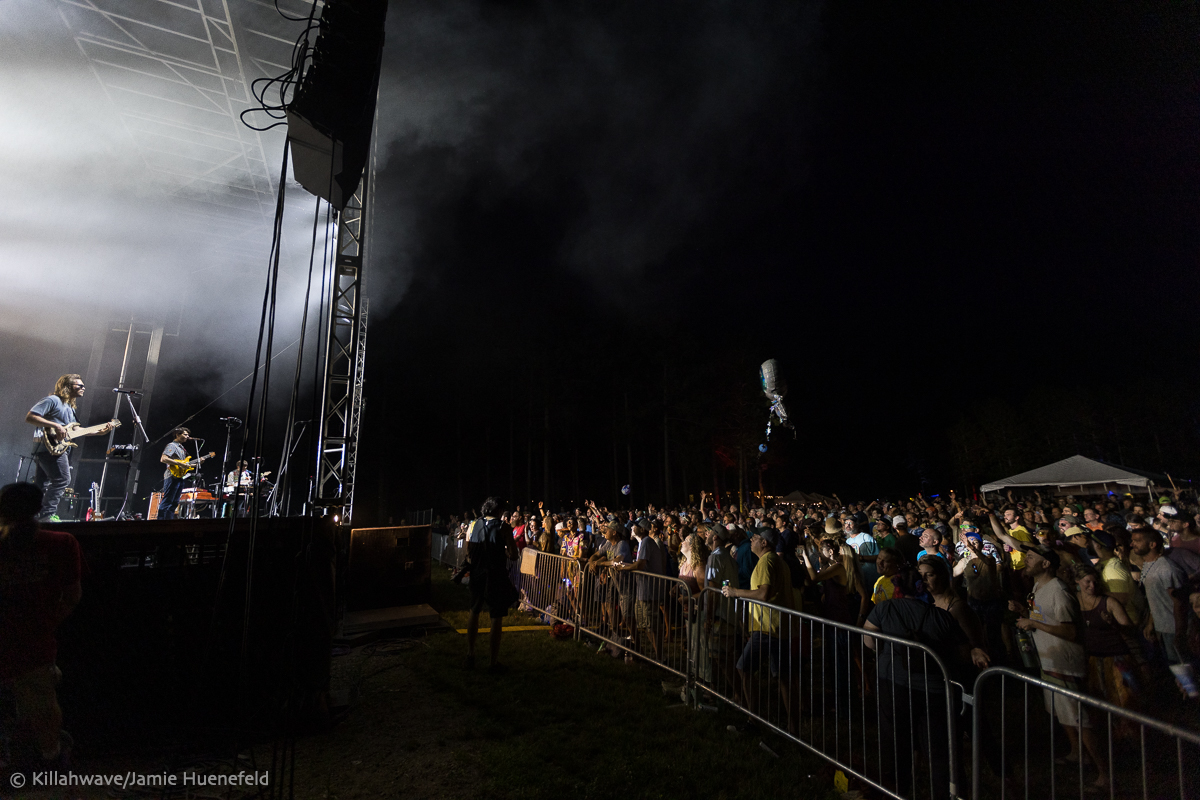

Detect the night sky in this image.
[12,2,1194,521]
[339,2,1200,521]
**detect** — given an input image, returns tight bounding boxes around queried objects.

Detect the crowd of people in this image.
[445,485,1200,794]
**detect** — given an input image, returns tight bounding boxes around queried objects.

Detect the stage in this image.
[43,516,338,751]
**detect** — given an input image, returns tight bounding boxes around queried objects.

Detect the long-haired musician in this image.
[24,375,112,522]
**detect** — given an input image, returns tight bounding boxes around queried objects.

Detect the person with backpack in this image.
[864,555,978,800]
[464,496,519,673]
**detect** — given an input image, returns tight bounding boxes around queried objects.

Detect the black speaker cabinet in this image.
[346,524,431,611]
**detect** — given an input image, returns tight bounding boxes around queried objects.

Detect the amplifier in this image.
[147,492,163,520]
[346,525,431,611]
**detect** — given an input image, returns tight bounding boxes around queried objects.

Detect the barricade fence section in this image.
[513,549,580,626]
[971,666,1200,800]
[694,588,962,800]
[431,532,466,568]
[572,562,695,681]
[494,551,1200,800]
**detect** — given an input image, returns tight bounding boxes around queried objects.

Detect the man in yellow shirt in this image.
[986,506,1034,571]
[721,528,798,733]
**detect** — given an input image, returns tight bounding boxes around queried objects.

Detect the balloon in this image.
[759,358,795,440]
[758,444,768,453]
[621,485,631,495]
[760,359,786,398]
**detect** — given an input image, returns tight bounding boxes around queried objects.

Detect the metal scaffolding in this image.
[313,176,367,521]
[345,298,370,522]
[54,0,305,264]
[73,318,168,518]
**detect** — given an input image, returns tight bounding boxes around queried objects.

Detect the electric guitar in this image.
[169,452,217,479]
[41,420,121,456]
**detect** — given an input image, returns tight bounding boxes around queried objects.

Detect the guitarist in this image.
[25,374,112,522]
[158,428,194,520]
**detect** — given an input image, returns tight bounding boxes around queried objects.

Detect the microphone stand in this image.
[218,418,241,518]
[268,419,308,517]
[113,389,149,521]
[187,438,206,520]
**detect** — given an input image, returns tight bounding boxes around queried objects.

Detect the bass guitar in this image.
[169,451,217,479]
[41,420,121,456]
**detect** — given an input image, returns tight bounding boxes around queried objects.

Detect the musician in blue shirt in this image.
[25,374,112,521]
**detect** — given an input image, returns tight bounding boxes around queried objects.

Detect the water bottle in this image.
[1015,627,1038,671]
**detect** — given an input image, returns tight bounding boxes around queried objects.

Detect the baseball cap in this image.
[755,527,780,548]
[1160,504,1189,521]
[1063,526,1089,539]
[1088,530,1116,551]
[709,523,731,542]
[892,515,907,528]
[1021,544,1061,572]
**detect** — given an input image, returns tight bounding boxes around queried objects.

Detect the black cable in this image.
[207,136,290,677]
[274,0,315,23]
[305,120,342,516]
[239,9,319,131]
[273,197,330,516]
[234,136,291,703]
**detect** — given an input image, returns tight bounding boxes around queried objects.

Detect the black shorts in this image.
[470,570,515,620]
[736,632,799,678]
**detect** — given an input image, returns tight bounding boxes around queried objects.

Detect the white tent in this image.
[980,455,1164,497]
[777,489,838,506]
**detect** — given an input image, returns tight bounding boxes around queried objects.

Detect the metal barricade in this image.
[430,531,467,568]
[431,532,448,565]
[480,549,1200,800]
[971,666,1200,800]
[514,549,581,626]
[574,564,696,683]
[696,587,962,800]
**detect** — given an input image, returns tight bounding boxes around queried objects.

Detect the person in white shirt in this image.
[1010,547,1107,790]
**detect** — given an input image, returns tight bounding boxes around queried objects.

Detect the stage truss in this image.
[314,177,368,522]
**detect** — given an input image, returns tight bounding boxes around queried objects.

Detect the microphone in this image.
[113,388,143,396]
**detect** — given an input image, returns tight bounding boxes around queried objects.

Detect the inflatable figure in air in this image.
[759,359,795,442]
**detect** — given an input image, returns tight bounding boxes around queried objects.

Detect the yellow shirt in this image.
[1099,556,1142,625]
[873,574,898,605]
[748,551,794,635]
[1007,525,1033,570]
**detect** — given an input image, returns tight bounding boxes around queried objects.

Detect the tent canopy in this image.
[980,455,1166,495]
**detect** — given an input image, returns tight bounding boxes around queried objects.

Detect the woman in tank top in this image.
[1077,570,1144,736]
[802,538,869,626]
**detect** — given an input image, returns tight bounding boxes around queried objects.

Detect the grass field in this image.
[293,567,843,800]
[11,567,844,800]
